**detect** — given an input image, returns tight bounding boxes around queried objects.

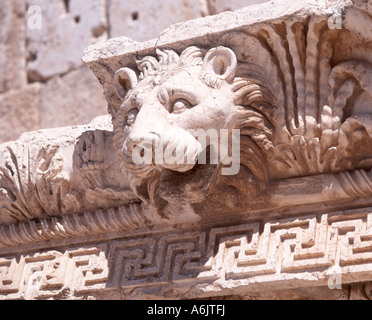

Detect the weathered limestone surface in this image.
[109,0,208,41]
[39,66,108,129]
[1,0,372,300]
[0,84,41,143]
[26,0,108,82]
[208,0,270,14]
[0,67,107,144]
[0,0,260,144]
[0,0,27,93]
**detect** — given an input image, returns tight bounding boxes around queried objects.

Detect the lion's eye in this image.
[127,109,138,126]
[172,99,192,114]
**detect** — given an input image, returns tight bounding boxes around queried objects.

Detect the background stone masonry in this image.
[0,0,269,144]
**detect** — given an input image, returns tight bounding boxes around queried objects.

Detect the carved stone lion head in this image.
[112,46,275,213]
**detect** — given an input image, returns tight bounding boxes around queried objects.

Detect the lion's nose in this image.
[125,132,160,155]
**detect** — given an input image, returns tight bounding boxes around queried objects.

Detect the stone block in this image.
[26,0,108,81]
[0,0,27,93]
[208,0,270,14]
[109,0,207,41]
[2,0,372,301]
[0,84,41,143]
[39,66,107,128]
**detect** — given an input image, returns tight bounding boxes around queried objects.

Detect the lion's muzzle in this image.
[123,126,203,177]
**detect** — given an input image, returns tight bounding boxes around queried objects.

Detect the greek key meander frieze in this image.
[1,209,372,299]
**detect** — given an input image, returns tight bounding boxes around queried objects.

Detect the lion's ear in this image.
[113,67,138,100]
[203,47,237,84]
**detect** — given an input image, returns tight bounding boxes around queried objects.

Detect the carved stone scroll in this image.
[1,0,372,299]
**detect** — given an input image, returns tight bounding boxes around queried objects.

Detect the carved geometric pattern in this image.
[271,215,332,272]
[1,209,372,299]
[0,256,23,299]
[206,223,274,278]
[107,232,216,288]
[22,251,68,299]
[329,213,372,266]
[68,244,109,293]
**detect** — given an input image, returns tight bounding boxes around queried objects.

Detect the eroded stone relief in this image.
[1,0,372,299]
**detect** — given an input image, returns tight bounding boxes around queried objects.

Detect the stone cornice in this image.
[82,0,355,120]
[2,168,372,251]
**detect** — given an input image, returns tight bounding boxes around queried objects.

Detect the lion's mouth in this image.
[158,146,219,203]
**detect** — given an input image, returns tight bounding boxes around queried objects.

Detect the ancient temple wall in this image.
[0,0,268,144]
[1,0,372,300]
